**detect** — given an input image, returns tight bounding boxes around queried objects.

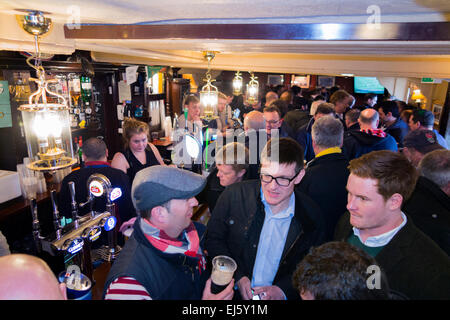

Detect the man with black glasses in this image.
[205,138,326,300]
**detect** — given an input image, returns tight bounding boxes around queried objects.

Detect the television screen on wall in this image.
[354,77,385,94]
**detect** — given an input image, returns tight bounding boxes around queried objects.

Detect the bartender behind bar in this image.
[58,137,136,233]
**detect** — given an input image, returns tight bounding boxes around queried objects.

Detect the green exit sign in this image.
[421,78,442,83]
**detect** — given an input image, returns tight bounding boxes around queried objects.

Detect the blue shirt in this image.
[251,188,295,288]
[433,129,448,149]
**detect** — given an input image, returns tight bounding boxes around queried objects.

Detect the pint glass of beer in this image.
[211,255,237,294]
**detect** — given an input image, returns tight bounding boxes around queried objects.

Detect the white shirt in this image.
[352,212,407,247]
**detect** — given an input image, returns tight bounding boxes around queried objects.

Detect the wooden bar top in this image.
[0,182,61,223]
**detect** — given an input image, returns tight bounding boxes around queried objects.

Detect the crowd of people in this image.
[0,83,449,301]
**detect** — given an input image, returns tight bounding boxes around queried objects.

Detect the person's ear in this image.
[387,193,403,211]
[59,282,68,300]
[150,206,169,224]
[237,169,246,179]
[294,169,305,185]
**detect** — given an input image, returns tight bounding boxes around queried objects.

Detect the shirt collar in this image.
[260,187,295,219]
[352,212,407,247]
[85,161,111,167]
[315,147,342,158]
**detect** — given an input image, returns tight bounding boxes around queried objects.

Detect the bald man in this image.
[0,254,67,300]
[243,110,266,132]
[342,108,397,160]
[265,91,278,107]
[241,110,266,168]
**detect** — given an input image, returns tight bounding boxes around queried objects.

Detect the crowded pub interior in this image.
[0,0,449,303]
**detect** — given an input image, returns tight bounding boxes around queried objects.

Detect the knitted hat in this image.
[403,129,443,154]
[131,165,206,211]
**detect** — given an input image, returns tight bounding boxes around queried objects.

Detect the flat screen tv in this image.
[354,77,385,94]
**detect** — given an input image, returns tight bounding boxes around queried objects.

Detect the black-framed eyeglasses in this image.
[260,170,301,187]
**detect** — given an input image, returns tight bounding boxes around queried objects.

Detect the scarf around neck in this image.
[361,128,386,138]
[140,218,206,272]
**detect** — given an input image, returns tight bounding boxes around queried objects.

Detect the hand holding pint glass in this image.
[211,255,237,294]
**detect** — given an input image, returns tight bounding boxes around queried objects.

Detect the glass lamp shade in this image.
[19,104,76,171]
[246,82,259,105]
[200,89,218,120]
[232,72,243,95]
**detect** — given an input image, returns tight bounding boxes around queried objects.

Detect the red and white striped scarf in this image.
[140,218,206,272]
[361,128,386,138]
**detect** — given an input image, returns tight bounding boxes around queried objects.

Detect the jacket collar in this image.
[338,212,418,273]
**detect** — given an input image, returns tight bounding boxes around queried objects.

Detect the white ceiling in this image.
[0,0,449,78]
[1,0,449,24]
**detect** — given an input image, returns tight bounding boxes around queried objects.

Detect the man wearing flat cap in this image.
[103,165,234,300]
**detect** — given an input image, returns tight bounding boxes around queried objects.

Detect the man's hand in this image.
[237,276,253,300]
[252,285,285,300]
[202,278,234,300]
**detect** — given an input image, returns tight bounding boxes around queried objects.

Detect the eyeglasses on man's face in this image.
[260,170,301,187]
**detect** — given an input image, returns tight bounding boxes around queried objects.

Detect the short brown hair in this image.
[215,142,249,173]
[345,109,360,124]
[122,117,149,149]
[330,90,352,105]
[348,150,418,202]
[83,137,107,160]
[218,92,228,100]
[183,94,200,106]
[261,137,304,172]
[263,104,282,118]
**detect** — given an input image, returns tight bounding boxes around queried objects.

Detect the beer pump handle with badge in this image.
[30,198,42,254]
[106,187,118,258]
[50,189,62,240]
[68,181,80,229]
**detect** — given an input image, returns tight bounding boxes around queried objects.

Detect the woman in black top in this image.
[111,117,165,183]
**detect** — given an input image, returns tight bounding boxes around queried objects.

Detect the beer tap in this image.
[50,190,62,240]
[86,173,122,262]
[103,186,120,261]
[30,198,42,254]
[79,192,95,218]
[68,181,80,229]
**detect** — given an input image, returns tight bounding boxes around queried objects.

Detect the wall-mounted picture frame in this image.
[432,104,443,125]
[267,75,284,86]
[318,76,335,88]
[291,75,310,88]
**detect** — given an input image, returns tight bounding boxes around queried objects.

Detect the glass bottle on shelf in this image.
[55,74,69,105]
[80,75,92,103]
[68,73,81,115]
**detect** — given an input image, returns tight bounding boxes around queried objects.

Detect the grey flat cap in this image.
[131,165,206,211]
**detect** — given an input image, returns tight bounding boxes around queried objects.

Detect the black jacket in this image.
[297,152,349,240]
[334,212,450,299]
[205,180,327,300]
[403,176,450,256]
[342,130,398,161]
[344,122,360,138]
